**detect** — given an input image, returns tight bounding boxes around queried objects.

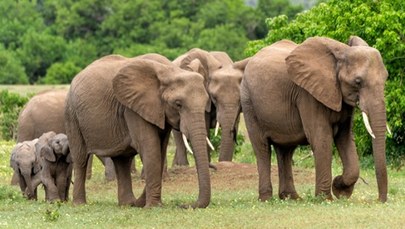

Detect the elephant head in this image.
[286,36,388,202]
[37,132,71,164]
[10,139,40,199]
[179,49,250,161]
[112,57,211,208]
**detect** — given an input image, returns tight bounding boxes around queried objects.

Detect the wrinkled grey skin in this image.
[172,49,250,165]
[36,132,72,202]
[10,139,41,200]
[241,36,388,202]
[12,90,115,184]
[65,54,211,208]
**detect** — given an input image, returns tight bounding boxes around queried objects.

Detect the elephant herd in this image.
[9,36,389,207]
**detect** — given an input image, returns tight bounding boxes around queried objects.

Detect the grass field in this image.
[1,85,404,228]
[1,140,405,228]
[0,84,70,96]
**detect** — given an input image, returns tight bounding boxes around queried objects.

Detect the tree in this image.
[0,45,28,84]
[246,0,405,164]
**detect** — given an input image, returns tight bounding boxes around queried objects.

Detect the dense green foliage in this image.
[246,0,405,164]
[0,0,302,85]
[0,90,29,140]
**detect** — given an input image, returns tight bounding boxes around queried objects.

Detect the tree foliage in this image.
[246,0,405,163]
[0,0,303,84]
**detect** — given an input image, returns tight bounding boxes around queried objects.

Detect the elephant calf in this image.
[36,131,73,202]
[10,139,42,200]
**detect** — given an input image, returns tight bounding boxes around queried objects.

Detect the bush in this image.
[40,61,81,84]
[0,90,29,140]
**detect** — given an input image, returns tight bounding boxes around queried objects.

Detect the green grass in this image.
[0,84,69,96]
[1,140,405,228]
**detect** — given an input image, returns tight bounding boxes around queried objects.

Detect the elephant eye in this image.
[354,77,362,88]
[175,100,182,109]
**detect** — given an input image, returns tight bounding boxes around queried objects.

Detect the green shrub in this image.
[40,61,81,84]
[0,90,29,140]
[209,128,245,157]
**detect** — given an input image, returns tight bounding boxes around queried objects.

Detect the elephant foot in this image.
[279,191,300,200]
[73,198,87,205]
[133,196,146,208]
[118,196,137,207]
[145,201,163,208]
[47,196,62,203]
[258,192,272,202]
[332,175,355,199]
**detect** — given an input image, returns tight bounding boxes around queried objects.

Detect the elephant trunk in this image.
[62,143,69,156]
[188,117,211,208]
[361,96,388,202]
[218,106,241,161]
[21,171,35,200]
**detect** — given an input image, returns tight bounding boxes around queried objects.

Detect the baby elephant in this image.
[36,132,73,202]
[10,139,42,200]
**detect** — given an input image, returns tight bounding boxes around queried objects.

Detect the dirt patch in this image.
[162,162,315,193]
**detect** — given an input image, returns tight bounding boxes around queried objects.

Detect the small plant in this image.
[0,185,24,202]
[43,202,62,222]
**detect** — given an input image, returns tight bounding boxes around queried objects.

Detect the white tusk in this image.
[386,123,392,135]
[206,137,215,151]
[214,122,220,136]
[362,112,376,139]
[182,134,194,155]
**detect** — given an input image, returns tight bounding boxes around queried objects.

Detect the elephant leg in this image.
[172,130,189,166]
[31,173,42,200]
[72,154,89,205]
[102,157,116,181]
[161,132,170,180]
[275,145,300,200]
[308,130,334,200]
[86,154,93,180]
[111,155,136,206]
[42,171,60,202]
[332,121,359,199]
[131,156,137,174]
[244,114,272,201]
[56,166,69,201]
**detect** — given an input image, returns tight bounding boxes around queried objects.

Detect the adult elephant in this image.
[172,49,250,165]
[241,36,388,202]
[14,89,116,183]
[65,53,211,208]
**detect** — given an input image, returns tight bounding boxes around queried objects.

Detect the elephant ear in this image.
[210,51,233,65]
[40,144,56,162]
[9,143,22,170]
[233,57,251,72]
[187,59,208,82]
[348,36,369,47]
[113,59,172,130]
[286,37,349,112]
[180,48,222,76]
